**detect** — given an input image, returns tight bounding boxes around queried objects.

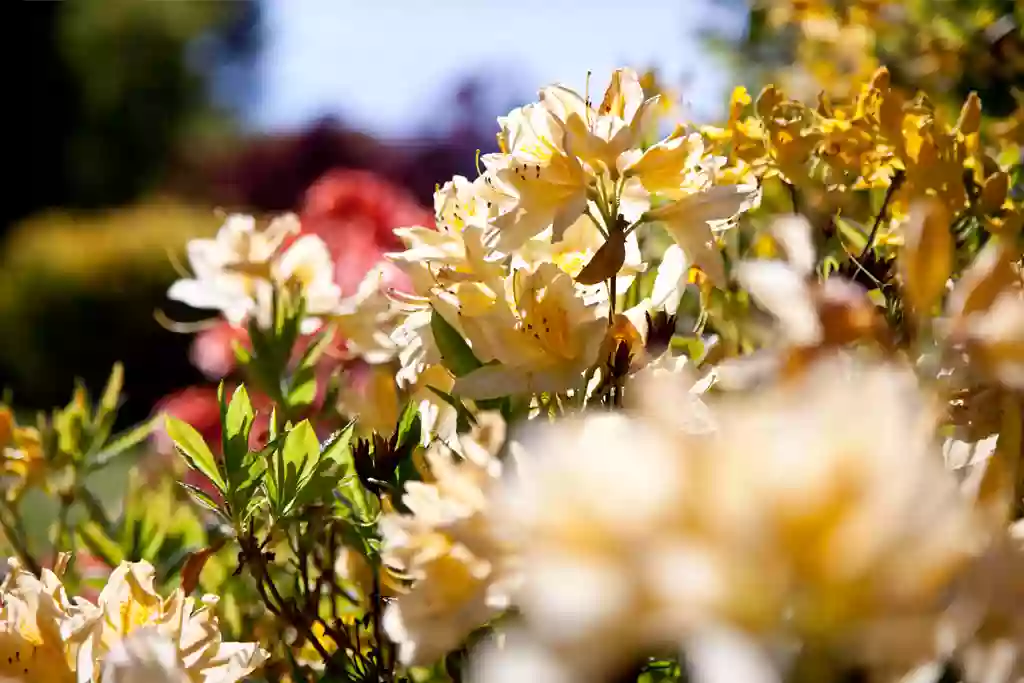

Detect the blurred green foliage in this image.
[0,201,220,420]
[11,1,259,230]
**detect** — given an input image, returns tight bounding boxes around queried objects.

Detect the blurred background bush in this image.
[9,0,1022,424]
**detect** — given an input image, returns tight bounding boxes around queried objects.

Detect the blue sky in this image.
[252,0,742,136]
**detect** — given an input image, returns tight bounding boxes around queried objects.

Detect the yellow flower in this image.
[70,560,268,683]
[485,69,659,251]
[381,414,514,666]
[512,213,645,308]
[452,263,607,400]
[0,407,46,501]
[0,558,87,682]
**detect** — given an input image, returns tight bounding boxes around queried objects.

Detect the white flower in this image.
[99,628,188,683]
[333,264,402,364]
[272,234,342,333]
[70,561,268,683]
[168,213,339,333]
[381,414,514,666]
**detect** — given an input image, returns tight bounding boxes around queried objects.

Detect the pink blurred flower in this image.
[300,169,434,295]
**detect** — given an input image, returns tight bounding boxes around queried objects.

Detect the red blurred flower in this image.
[300,169,434,295]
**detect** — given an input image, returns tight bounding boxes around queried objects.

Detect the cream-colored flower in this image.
[71,560,268,683]
[674,357,983,674]
[271,233,342,333]
[626,133,759,286]
[169,213,339,333]
[167,213,298,326]
[513,214,644,308]
[650,243,690,316]
[492,411,692,677]
[332,264,401,364]
[452,263,607,400]
[0,558,91,683]
[486,68,658,251]
[484,357,982,676]
[340,362,460,446]
[484,103,589,251]
[98,628,188,683]
[381,414,514,666]
[391,176,506,291]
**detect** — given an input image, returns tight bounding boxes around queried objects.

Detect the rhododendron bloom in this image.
[452,263,607,400]
[71,561,268,682]
[381,414,514,666]
[168,212,339,333]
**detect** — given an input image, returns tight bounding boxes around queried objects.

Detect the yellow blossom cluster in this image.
[0,556,266,682]
[157,60,1024,683]
[0,408,44,502]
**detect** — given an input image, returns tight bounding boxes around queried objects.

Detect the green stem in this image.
[858,169,906,262]
[0,503,40,575]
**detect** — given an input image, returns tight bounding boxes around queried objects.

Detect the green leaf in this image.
[179,482,230,522]
[98,363,124,420]
[296,326,336,372]
[835,217,869,253]
[78,521,126,568]
[267,420,320,516]
[85,415,159,473]
[320,421,356,467]
[430,307,482,377]
[395,400,421,450]
[222,384,254,486]
[287,370,317,408]
[232,340,252,365]
[284,420,320,487]
[427,386,477,433]
[287,422,357,513]
[166,416,225,493]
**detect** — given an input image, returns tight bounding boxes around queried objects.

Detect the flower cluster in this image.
[0,556,267,682]
[145,62,1024,683]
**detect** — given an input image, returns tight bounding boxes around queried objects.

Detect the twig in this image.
[0,504,40,575]
[785,180,800,214]
[858,170,906,262]
[372,562,393,682]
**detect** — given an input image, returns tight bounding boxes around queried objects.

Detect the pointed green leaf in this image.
[296,326,336,372]
[395,400,421,451]
[179,482,229,522]
[232,339,252,366]
[222,384,254,485]
[78,521,125,568]
[430,307,482,377]
[85,415,159,473]
[166,416,224,492]
[99,363,124,418]
[320,421,356,467]
[427,386,478,433]
[287,370,317,408]
[283,420,320,491]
